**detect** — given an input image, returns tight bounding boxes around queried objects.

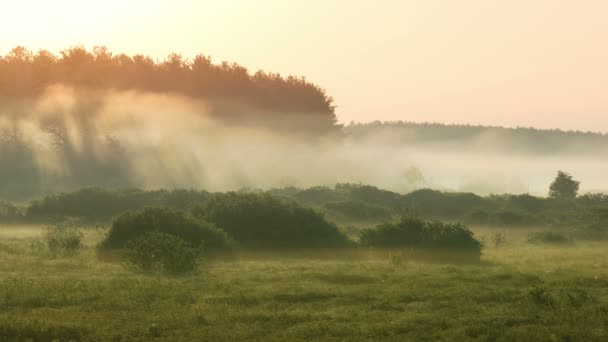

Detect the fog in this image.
[1,85,606,199]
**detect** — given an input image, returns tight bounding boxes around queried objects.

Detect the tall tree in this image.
[549,171,580,199]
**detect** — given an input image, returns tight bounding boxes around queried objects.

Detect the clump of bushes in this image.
[44,221,84,255]
[359,217,482,256]
[26,188,211,222]
[527,230,573,245]
[403,189,485,219]
[324,201,393,222]
[466,209,538,227]
[99,207,229,251]
[193,193,351,248]
[127,231,201,274]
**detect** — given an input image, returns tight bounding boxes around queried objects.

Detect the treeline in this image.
[0,46,336,128]
[5,185,608,240]
[345,121,608,155]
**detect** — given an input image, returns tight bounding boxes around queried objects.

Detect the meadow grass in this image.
[0,225,607,341]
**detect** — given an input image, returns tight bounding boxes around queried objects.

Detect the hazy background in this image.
[2,0,607,131]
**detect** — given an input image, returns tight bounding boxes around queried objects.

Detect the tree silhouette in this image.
[0,46,337,134]
[549,171,580,199]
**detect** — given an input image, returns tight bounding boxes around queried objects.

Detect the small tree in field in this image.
[549,171,580,199]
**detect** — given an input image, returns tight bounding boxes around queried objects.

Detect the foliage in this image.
[0,46,336,131]
[193,193,350,248]
[335,183,403,209]
[359,217,482,255]
[126,231,201,274]
[345,121,608,156]
[13,184,608,232]
[324,201,393,222]
[44,221,84,255]
[549,171,580,199]
[100,207,229,251]
[403,189,486,219]
[26,188,210,222]
[467,209,538,226]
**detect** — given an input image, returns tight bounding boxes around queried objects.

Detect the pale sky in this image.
[1,0,607,131]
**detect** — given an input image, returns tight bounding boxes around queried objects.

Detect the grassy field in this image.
[0,225,607,341]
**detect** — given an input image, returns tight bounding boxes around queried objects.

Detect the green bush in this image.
[324,201,393,222]
[44,221,84,255]
[26,188,210,222]
[293,186,345,205]
[466,209,537,227]
[360,217,482,255]
[527,230,573,245]
[403,189,485,219]
[335,183,403,208]
[193,193,351,248]
[100,207,229,251]
[127,231,200,274]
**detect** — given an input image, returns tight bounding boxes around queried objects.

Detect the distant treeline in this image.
[0,46,337,130]
[4,185,607,240]
[345,121,608,155]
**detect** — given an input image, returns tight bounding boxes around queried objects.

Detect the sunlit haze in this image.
[2,0,607,131]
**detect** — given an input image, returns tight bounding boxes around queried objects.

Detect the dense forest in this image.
[345,121,608,155]
[0,46,337,132]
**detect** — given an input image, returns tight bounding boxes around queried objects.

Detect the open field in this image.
[0,225,607,341]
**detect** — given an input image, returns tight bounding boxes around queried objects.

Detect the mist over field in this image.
[2,82,607,199]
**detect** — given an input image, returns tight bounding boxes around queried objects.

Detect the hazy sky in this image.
[1,0,607,131]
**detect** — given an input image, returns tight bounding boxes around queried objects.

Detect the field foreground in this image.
[1,225,607,341]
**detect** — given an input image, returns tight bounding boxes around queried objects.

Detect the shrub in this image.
[360,217,426,248]
[100,207,229,251]
[527,230,573,245]
[403,189,485,219]
[360,217,482,256]
[127,231,200,274]
[26,188,211,222]
[293,186,345,205]
[505,194,546,213]
[335,183,403,208]
[324,201,393,222]
[467,210,537,227]
[193,193,351,248]
[44,221,84,255]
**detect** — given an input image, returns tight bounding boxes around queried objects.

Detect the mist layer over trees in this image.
[0,46,337,131]
[1,46,608,199]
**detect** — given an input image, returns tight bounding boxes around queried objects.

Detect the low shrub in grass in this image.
[193,193,351,248]
[99,207,229,251]
[127,231,200,274]
[44,221,84,255]
[527,230,573,245]
[359,217,482,256]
